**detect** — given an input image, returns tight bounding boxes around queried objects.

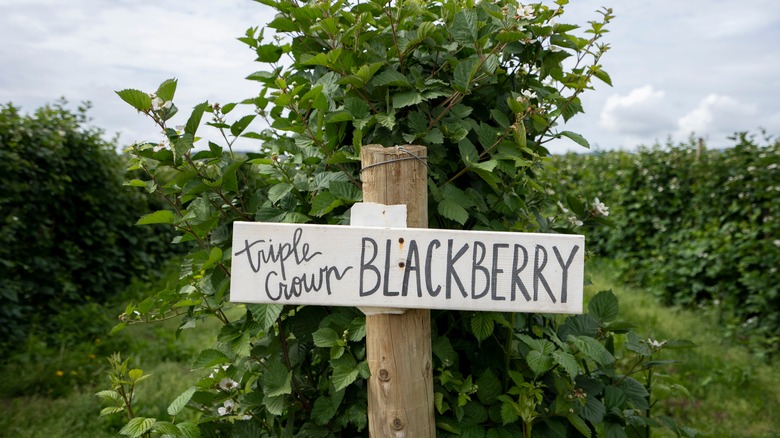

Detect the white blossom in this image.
[219,377,239,391]
[151,95,172,111]
[568,216,583,227]
[517,4,535,19]
[557,201,569,213]
[218,399,235,416]
[592,198,609,217]
[647,338,666,349]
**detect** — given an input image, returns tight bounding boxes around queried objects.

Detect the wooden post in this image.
[361,145,435,437]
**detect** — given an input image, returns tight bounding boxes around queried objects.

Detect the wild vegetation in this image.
[546,133,780,356]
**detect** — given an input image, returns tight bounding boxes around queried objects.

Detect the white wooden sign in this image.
[230,220,584,314]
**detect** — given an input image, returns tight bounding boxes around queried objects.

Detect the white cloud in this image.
[599,85,676,137]
[675,94,762,143]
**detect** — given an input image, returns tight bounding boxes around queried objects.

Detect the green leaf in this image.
[593,68,613,86]
[371,69,411,88]
[168,387,198,416]
[248,304,283,331]
[192,348,229,369]
[313,327,341,348]
[263,394,286,416]
[119,417,156,438]
[268,182,293,203]
[264,361,293,397]
[526,350,553,375]
[231,114,256,137]
[310,191,343,217]
[438,199,469,225]
[500,400,520,425]
[311,396,338,425]
[471,312,495,341]
[566,412,592,437]
[375,112,396,130]
[155,78,177,102]
[571,335,615,365]
[331,354,361,391]
[588,290,618,323]
[256,43,283,62]
[185,102,209,136]
[552,350,580,381]
[454,57,479,92]
[451,9,478,44]
[95,390,122,403]
[116,89,152,112]
[151,421,180,436]
[136,209,174,225]
[476,368,502,404]
[128,368,144,380]
[458,139,479,165]
[560,130,590,149]
[578,394,606,424]
[176,422,200,438]
[99,406,125,416]
[393,91,423,109]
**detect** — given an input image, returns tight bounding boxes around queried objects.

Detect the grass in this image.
[0,311,223,438]
[1,259,778,437]
[586,259,780,437]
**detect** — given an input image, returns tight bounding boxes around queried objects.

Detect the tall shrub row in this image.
[0,102,179,354]
[548,134,780,352]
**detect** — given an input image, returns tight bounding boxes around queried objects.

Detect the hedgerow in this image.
[548,133,780,355]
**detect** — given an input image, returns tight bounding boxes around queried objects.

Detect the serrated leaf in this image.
[120,417,156,438]
[264,361,293,397]
[393,91,423,108]
[330,354,361,391]
[155,78,177,102]
[526,350,553,376]
[619,376,649,410]
[231,114,256,137]
[451,9,478,44]
[247,303,283,331]
[500,400,520,425]
[438,199,469,225]
[588,290,618,323]
[263,394,286,416]
[593,68,613,86]
[95,389,122,402]
[176,422,200,438]
[560,130,590,149]
[167,387,197,416]
[256,43,283,62]
[552,350,580,381]
[433,336,458,366]
[371,69,411,88]
[100,406,125,416]
[311,396,338,425]
[313,327,341,348]
[268,182,293,203]
[185,102,209,136]
[571,335,615,365]
[454,57,479,92]
[310,191,343,217]
[116,89,152,112]
[192,348,229,369]
[128,368,144,380]
[375,112,396,129]
[578,394,606,424]
[471,312,495,341]
[566,412,591,437]
[476,368,502,404]
[136,209,174,225]
[603,386,627,411]
[458,139,479,165]
[151,421,180,436]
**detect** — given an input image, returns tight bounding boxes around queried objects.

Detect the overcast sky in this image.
[1,0,779,154]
